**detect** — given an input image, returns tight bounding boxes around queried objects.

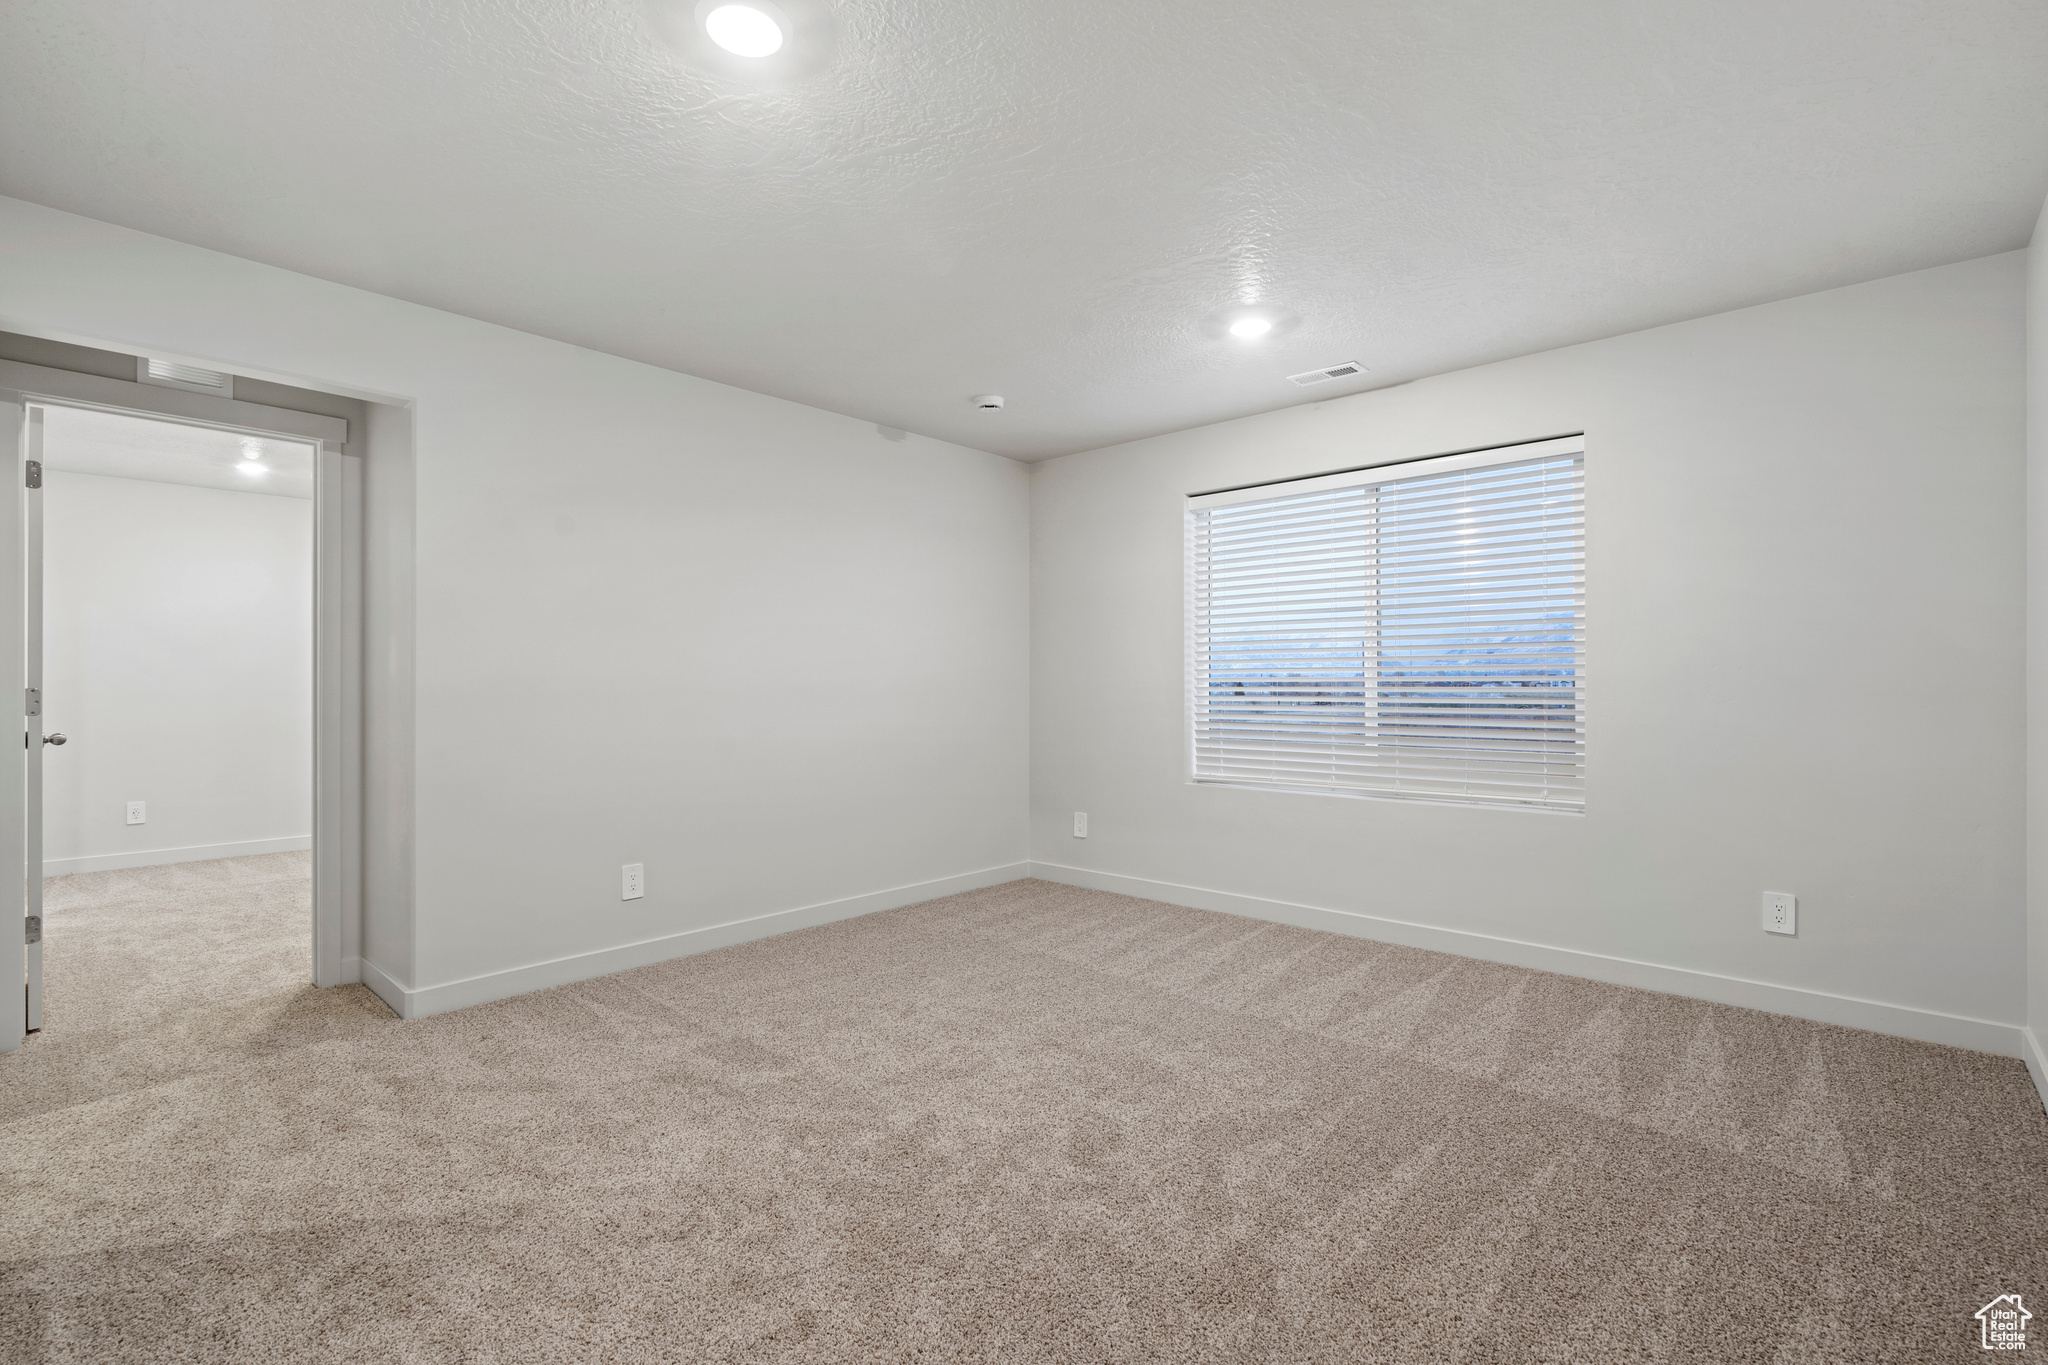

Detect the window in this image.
[1187,435,1585,811]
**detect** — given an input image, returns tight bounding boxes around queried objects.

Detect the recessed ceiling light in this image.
[1205,304,1299,343]
[237,461,267,476]
[704,4,783,56]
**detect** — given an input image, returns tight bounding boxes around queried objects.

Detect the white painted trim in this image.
[311,442,363,988]
[358,956,408,1019]
[1029,861,2029,1059]
[0,357,346,447]
[1187,433,1585,508]
[381,862,1035,1020]
[0,357,364,996]
[0,393,26,1053]
[2022,1027,2048,1115]
[44,835,311,877]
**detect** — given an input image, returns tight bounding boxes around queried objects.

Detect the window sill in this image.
[1187,778,1585,816]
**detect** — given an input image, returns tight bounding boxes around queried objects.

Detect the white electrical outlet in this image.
[1073,812,1088,838]
[1762,891,1796,936]
[621,863,644,901]
[126,800,146,826]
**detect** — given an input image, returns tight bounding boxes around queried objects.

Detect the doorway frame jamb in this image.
[0,358,361,999]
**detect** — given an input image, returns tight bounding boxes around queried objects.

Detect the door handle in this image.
[42,733,65,746]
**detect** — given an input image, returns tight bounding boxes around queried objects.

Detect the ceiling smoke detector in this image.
[972,394,1004,410]
[1288,361,1367,387]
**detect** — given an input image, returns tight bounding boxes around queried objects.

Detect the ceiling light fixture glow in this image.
[704,5,784,56]
[1228,316,1275,340]
[237,460,268,475]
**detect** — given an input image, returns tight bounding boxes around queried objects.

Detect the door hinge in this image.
[25,460,40,489]
[24,687,38,718]
[24,915,40,945]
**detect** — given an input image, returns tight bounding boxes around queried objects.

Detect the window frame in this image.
[1184,433,1586,814]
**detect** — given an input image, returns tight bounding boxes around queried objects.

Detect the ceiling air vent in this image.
[1288,361,1367,387]
[139,357,234,397]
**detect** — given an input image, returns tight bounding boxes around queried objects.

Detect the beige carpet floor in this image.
[2,859,2045,1363]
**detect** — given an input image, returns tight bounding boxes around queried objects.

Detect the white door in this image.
[1,394,27,1052]
[23,410,44,1034]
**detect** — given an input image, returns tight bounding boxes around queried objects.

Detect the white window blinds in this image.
[1187,436,1584,811]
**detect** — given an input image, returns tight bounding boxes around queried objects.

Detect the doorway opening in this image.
[28,405,317,1033]
[3,349,368,1055]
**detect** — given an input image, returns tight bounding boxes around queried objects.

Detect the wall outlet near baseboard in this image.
[1762,891,1796,936]
[1073,812,1088,838]
[126,800,146,825]
[621,863,644,901]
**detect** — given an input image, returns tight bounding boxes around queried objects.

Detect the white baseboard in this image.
[2023,1027,2048,1116]
[44,835,312,877]
[383,861,1035,1021]
[1028,861,2029,1060]
[357,956,409,1019]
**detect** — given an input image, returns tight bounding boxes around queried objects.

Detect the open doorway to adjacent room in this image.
[1,341,375,1077]
[41,405,316,881]
[0,337,388,1134]
[28,404,316,1037]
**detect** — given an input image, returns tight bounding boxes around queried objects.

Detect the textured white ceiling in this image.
[41,406,315,500]
[1,0,2044,460]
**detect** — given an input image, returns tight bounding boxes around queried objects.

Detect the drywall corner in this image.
[362,399,416,992]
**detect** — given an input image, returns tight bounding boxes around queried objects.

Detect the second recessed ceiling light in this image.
[704,4,784,56]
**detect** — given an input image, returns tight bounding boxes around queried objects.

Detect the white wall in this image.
[2027,197,2048,1096]
[361,399,415,992]
[0,195,1031,1016]
[41,470,311,872]
[1032,252,2027,1051]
